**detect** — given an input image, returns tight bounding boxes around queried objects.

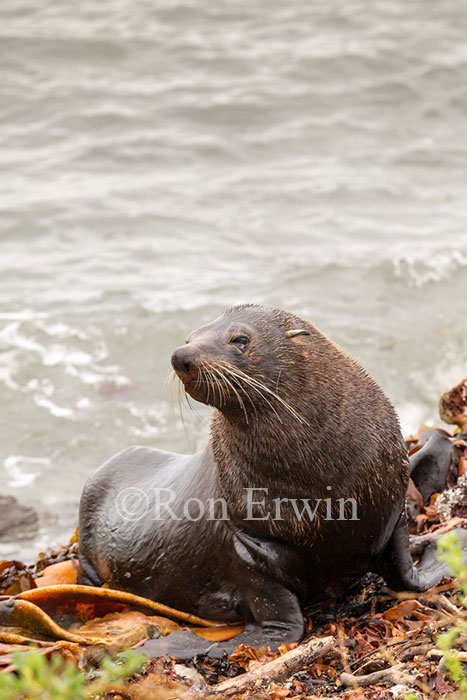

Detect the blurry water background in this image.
[1,0,467,560]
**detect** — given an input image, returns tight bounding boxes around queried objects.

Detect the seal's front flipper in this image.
[140,581,304,660]
[378,509,467,591]
[77,552,103,587]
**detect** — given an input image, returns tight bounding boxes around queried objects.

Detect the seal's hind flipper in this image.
[409,428,460,505]
[377,508,467,591]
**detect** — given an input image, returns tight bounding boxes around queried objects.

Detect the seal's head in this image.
[170,304,311,418]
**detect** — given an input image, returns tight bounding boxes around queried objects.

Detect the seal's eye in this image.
[230,336,250,352]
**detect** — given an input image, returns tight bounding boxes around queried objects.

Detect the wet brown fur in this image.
[179,304,409,592]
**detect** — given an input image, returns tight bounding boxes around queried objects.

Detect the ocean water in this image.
[1,0,467,561]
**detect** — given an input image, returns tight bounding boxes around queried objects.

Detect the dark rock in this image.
[0,495,38,538]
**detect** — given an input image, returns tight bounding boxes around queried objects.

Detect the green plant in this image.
[0,648,146,700]
[435,530,467,699]
[436,530,467,600]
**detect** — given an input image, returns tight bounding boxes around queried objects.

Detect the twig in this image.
[428,649,467,661]
[380,581,456,600]
[397,642,434,662]
[175,635,335,699]
[340,663,412,688]
[437,594,463,617]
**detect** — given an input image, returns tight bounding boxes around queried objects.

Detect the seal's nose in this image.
[171,345,199,376]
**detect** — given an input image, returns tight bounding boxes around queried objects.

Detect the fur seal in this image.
[78,305,466,658]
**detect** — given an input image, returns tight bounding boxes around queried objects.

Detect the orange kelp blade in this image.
[190,623,245,641]
[0,585,240,650]
[34,560,78,587]
[0,598,177,647]
[18,585,221,627]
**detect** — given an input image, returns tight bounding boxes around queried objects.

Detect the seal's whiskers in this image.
[221,362,307,425]
[220,362,282,423]
[177,377,187,431]
[208,363,250,423]
[214,364,259,420]
[207,366,229,408]
[217,361,306,424]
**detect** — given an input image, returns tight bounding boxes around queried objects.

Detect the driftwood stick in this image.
[340,663,411,688]
[428,649,467,661]
[397,642,433,662]
[178,635,335,700]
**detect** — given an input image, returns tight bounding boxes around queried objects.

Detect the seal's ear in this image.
[286,329,310,339]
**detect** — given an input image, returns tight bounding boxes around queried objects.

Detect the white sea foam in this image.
[33,396,75,419]
[3,455,50,488]
[393,250,467,288]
